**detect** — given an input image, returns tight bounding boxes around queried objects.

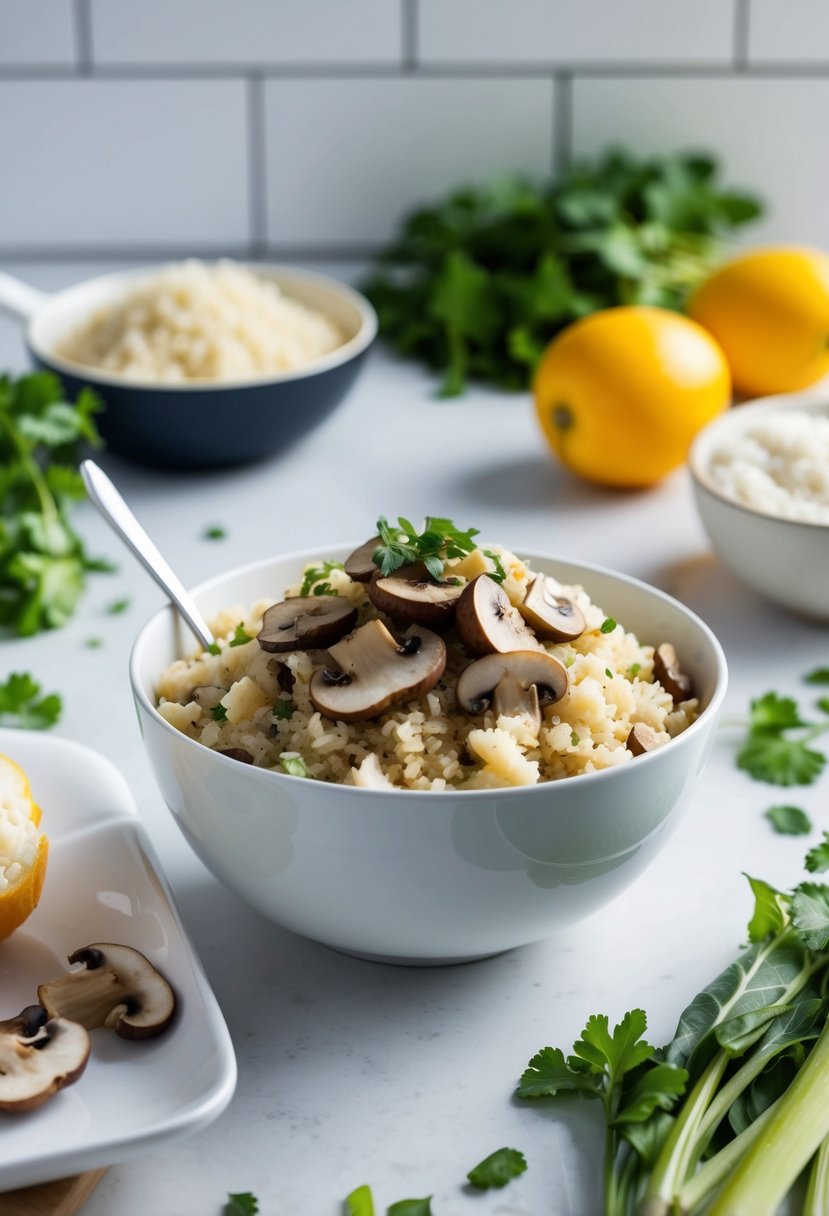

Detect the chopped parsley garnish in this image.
[765,804,812,836]
[805,667,829,685]
[483,549,507,584]
[605,667,613,679]
[600,617,617,634]
[466,1147,527,1190]
[345,1186,375,1216]
[818,697,829,715]
[299,560,344,597]
[211,703,228,722]
[225,1195,258,1216]
[206,641,222,655]
[107,597,130,615]
[629,663,641,679]
[737,691,828,786]
[313,582,334,596]
[0,672,62,730]
[805,833,829,873]
[373,515,479,580]
[229,624,252,647]
[273,699,294,720]
[280,753,309,778]
[387,1200,433,1216]
[203,524,227,541]
[570,730,581,746]
[85,636,103,649]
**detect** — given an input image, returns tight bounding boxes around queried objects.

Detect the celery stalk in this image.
[804,1134,829,1216]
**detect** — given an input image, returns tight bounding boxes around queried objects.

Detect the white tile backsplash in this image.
[418,0,736,65]
[572,75,829,250]
[748,0,829,62]
[91,0,402,66]
[263,77,555,246]
[0,0,76,66]
[0,81,249,247]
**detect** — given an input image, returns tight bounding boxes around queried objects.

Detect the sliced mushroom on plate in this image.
[217,748,255,764]
[309,619,446,723]
[38,943,176,1041]
[653,642,693,703]
[456,574,542,656]
[344,537,382,583]
[0,1005,90,1113]
[368,566,464,628]
[257,595,358,654]
[456,650,569,735]
[626,723,658,756]
[518,575,586,643]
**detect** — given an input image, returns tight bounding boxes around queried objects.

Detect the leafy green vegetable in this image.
[805,833,829,874]
[364,149,761,394]
[211,703,228,722]
[229,624,252,647]
[280,753,309,778]
[600,618,617,634]
[300,560,344,597]
[345,1185,375,1216]
[805,668,829,685]
[373,516,479,581]
[203,524,227,541]
[273,699,294,721]
[818,697,829,716]
[466,1146,527,1189]
[225,1195,258,1216]
[0,371,109,634]
[206,641,222,655]
[482,549,506,583]
[0,672,62,730]
[765,805,812,836]
[790,883,829,950]
[629,663,641,679]
[386,1200,432,1216]
[737,692,827,786]
[107,597,130,615]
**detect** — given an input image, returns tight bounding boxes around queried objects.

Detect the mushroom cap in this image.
[626,723,658,756]
[456,575,542,656]
[0,1005,90,1112]
[456,650,569,714]
[38,943,177,1041]
[257,595,358,654]
[309,619,447,723]
[653,642,693,703]
[368,568,464,627]
[344,537,382,583]
[519,575,586,643]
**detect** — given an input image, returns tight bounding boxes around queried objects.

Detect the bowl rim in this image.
[688,392,829,531]
[27,261,379,393]
[129,544,729,800]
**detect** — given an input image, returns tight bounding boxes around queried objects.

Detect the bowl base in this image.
[331,944,510,968]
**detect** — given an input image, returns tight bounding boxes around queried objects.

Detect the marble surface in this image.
[1,264,827,1216]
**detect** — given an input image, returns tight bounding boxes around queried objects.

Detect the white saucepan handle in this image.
[0,271,48,321]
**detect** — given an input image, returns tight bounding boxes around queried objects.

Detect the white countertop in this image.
[1,264,827,1216]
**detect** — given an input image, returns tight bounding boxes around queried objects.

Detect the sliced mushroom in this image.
[653,643,693,703]
[38,944,176,1041]
[626,723,658,756]
[0,1005,90,1113]
[344,537,382,583]
[272,660,296,694]
[456,651,569,735]
[519,576,586,643]
[257,596,358,654]
[217,748,255,764]
[456,575,542,656]
[191,684,227,710]
[309,619,446,723]
[368,568,464,627]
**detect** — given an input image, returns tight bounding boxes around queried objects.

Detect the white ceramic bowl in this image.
[130,547,727,964]
[689,394,829,619]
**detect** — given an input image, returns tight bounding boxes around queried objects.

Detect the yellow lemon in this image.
[0,754,48,942]
[534,306,731,488]
[690,245,829,397]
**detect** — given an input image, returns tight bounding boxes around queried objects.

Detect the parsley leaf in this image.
[372,515,479,581]
[273,699,294,721]
[483,549,507,584]
[748,692,807,733]
[791,882,829,950]
[765,805,812,836]
[804,667,829,685]
[629,663,641,679]
[225,1195,258,1216]
[570,731,580,746]
[805,833,829,874]
[211,703,228,722]
[300,560,344,597]
[203,524,227,541]
[280,753,309,778]
[818,697,829,716]
[107,597,130,615]
[745,874,787,942]
[345,1186,375,1216]
[387,1200,432,1216]
[466,1147,527,1189]
[84,636,103,649]
[600,618,617,634]
[229,624,252,647]
[738,733,826,786]
[0,672,62,730]
[206,641,222,655]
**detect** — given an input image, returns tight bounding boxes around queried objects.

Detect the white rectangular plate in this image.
[0,730,237,1192]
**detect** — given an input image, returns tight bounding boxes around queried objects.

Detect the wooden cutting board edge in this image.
[0,1169,108,1216]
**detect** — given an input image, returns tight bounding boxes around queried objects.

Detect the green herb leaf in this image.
[345,1185,375,1216]
[386,1198,433,1216]
[483,549,507,584]
[229,624,252,647]
[817,697,829,715]
[273,699,294,721]
[765,805,812,836]
[612,1062,688,1125]
[107,597,130,615]
[203,524,227,541]
[571,1010,654,1083]
[738,734,826,786]
[211,703,228,722]
[791,882,829,950]
[805,833,829,874]
[600,618,617,634]
[206,641,222,655]
[0,672,62,730]
[629,663,641,679]
[517,1045,601,1100]
[748,692,807,734]
[300,560,344,597]
[466,1147,527,1189]
[280,753,310,778]
[225,1195,259,1216]
[372,515,479,581]
[804,667,829,685]
[84,636,103,649]
[745,874,788,943]
[570,731,580,746]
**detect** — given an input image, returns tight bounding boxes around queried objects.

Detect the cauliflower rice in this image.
[156,547,699,791]
[59,259,344,384]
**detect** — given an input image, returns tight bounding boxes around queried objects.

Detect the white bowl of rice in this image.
[130,541,727,964]
[689,394,829,618]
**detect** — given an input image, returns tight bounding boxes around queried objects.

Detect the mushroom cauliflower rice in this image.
[156,525,699,791]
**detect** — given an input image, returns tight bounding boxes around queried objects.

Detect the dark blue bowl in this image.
[21,264,377,470]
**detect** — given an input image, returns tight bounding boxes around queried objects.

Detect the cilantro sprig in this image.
[0,371,110,635]
[372,516,479,581]
[0,672,62,730]
[737,692,828,787]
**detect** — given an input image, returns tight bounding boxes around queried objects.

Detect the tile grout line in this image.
[73,0,93,75]
[246,74,268,256]
[553,73,572,177]
[734,0,751,70]
[402,0,418,71]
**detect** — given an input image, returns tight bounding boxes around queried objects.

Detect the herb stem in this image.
[678,1097,781,1214]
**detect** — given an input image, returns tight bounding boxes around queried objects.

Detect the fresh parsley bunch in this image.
[373,516,479,580]
[364,148,762,396]
[737,692,828,786]
[0,371,110,636]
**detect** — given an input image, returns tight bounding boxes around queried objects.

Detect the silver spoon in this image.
[80,459,215,651]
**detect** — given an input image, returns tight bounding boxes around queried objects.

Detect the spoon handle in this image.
[80,459,215,651]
